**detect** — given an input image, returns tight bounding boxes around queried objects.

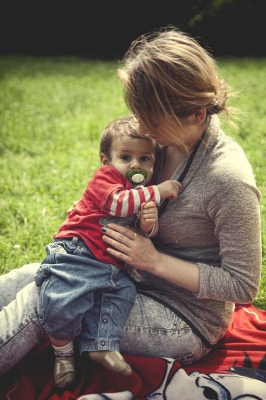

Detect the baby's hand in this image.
[67,201,78,215]
[139,201,158,233]
[157,180,182,200]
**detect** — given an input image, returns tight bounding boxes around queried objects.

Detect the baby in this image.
[35,115,181,388]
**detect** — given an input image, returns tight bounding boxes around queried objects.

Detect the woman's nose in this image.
[138,123,149,137]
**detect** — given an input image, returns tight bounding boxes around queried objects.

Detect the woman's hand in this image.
[102,223,160,272]
[102,223,200,292]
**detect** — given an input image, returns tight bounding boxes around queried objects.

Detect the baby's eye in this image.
[121,155,130,161]
[141,156,150,161]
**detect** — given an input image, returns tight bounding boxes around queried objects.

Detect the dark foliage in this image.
[0,0,265,58]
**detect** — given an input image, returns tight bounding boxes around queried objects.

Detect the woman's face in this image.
[137,119,198,148]
[137,110,207,148]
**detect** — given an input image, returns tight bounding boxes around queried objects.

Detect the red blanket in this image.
[1,303,266,399]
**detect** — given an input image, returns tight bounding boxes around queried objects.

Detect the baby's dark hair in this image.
[100,115,161,159]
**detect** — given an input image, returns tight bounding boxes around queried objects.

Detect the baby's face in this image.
[108,135,156,184]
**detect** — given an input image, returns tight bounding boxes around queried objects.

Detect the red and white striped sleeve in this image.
[105,185,161,217]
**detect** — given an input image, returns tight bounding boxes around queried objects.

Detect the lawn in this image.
[0,56,265,309]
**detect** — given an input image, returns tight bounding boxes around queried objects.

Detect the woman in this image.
[0,28,261,377]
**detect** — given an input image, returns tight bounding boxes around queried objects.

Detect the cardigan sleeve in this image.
[194,159,261,303]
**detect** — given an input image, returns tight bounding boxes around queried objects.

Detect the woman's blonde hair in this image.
[118,28,235,141]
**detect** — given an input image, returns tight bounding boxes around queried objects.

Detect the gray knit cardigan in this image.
[137,115,262,346]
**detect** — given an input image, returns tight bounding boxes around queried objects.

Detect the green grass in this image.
[0,56,265,309]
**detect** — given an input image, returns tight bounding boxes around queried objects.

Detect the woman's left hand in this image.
[102,223,200,292]
[101,223,159,272]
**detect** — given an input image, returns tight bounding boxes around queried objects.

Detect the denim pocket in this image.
[53,238,86,257]
[34,264,51,287]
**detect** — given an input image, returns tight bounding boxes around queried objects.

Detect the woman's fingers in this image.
[102,224,141,255]
[101,223,158,271]
[101,224,138,262]
[102,224,137,242]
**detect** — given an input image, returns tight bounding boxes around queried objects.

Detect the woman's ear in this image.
[190,108,207,125]
[100,153,109,165]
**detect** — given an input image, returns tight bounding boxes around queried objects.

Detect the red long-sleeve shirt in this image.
[54,165,160,269]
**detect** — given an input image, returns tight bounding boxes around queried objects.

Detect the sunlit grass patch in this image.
[0,56,265,308]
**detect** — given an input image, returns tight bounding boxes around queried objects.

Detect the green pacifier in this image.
[126,169,148,186]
